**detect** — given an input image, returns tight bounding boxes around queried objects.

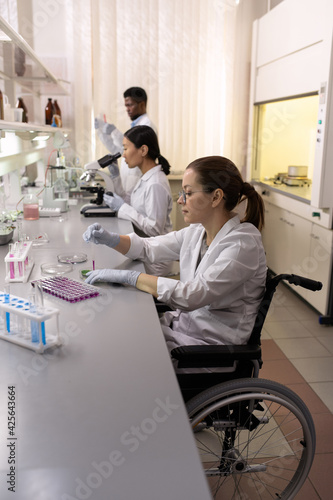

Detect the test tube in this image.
[4,284,11,333]
[16,217,23,242]
[17,241,24,278]
[29,293,39,343]
[22,234,29,270]
[8,244,15,280]
[92,244,95,271]
[15,304,25,334]
[36,282,46,345]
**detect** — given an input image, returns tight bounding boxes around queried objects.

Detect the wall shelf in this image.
[0,120,70,133]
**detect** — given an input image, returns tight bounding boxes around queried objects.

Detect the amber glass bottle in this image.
[53,99,62,127]
[54,100,61,118]
[45,98,54,125]
[16,97,28,122]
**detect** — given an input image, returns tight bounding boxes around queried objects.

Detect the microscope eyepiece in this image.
[98,152,121,168]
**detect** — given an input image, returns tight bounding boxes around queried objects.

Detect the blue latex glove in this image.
[103,192,124,211]
[85,269,140,287]
[83,223,120,248]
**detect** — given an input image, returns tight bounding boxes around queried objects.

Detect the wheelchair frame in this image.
[158,273,323,499]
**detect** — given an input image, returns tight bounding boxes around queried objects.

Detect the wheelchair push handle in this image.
[283,274,323,291]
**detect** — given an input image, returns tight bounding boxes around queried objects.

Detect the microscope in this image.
[80,152,121,216]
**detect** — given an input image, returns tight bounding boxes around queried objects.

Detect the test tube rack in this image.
[0,291,61,353]
[5,241,34,283]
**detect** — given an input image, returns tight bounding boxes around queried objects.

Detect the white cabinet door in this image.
[306,224,333,314]
[262,203,324,304]
[262,202,283,273]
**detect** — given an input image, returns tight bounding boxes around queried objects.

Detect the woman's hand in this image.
[83,223,120,248]
[103,192,125,211]
[85,269,140,286]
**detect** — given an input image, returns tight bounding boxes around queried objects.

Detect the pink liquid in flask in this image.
[23,203,39,220]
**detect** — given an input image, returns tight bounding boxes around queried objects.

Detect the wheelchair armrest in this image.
[153,297,173,313]
[171,344,262,368]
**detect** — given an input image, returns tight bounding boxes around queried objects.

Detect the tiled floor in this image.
[261,282,333,500]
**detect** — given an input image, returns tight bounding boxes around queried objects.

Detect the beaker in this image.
[23,194,39,220]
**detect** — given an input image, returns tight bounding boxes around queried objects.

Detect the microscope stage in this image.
[80,204,116,217]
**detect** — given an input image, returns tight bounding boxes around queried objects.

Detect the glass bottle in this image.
[54,100,61,118]
[23,193,39,220]
[53,100,62,127]
[45,98,54,125]
[16,97,28,123]
[53,170,69,199]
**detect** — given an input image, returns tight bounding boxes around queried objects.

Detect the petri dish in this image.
[41,262,73,275]
[57,252,88,264]
[31,233,49,246]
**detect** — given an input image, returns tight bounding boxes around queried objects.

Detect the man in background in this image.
[95,87,157,194]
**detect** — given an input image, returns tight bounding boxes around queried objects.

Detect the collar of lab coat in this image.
[141,164,161,180]
[194,215,241,274]
[200,214,241,254]
[133,165,161,191]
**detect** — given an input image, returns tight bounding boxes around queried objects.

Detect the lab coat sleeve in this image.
[157,235,262,310]
[96,127,123,156]
[111,175,129,202]
[126,230,185,263]
[111,128,124,152]
[117,183,171,236]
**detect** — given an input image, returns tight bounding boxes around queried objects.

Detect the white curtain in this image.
[65,0,267,173]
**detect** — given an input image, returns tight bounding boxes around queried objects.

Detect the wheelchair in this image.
[157,273,323,499]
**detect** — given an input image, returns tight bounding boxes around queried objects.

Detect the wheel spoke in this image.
[187,379,315,499]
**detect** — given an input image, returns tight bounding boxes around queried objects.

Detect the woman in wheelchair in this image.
[83,157,321,499]
[83,155,267,362]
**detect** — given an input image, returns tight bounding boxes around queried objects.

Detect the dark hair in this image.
[124,125,171,175]
[123,87,147,104]
[186,156,265,230]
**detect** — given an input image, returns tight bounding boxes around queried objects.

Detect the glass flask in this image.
[53,170,69,199]
[23,194,39,220]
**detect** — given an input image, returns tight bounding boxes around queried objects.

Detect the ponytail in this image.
[187,156,265,231]
[240,182,265,231]
[124,125,171,176]
[156,155,171,175]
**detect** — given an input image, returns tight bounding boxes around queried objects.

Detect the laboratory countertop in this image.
[0,204,211,500]
[254,180,312,204]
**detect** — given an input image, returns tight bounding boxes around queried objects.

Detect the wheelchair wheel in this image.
[186,378,316,500]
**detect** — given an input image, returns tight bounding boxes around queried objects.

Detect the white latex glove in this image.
[94,118,116,134]
[94,117,103,130]
[83,223,120,248]
[107,161,120,179]
[101,122,116,134]
[103,192,124,211]
[85,269,140,287]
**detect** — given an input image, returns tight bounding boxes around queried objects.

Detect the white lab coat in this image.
[119,114,157,195]
[118,165,173,276]
[126,215,267,357]
[97,113,157,195]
